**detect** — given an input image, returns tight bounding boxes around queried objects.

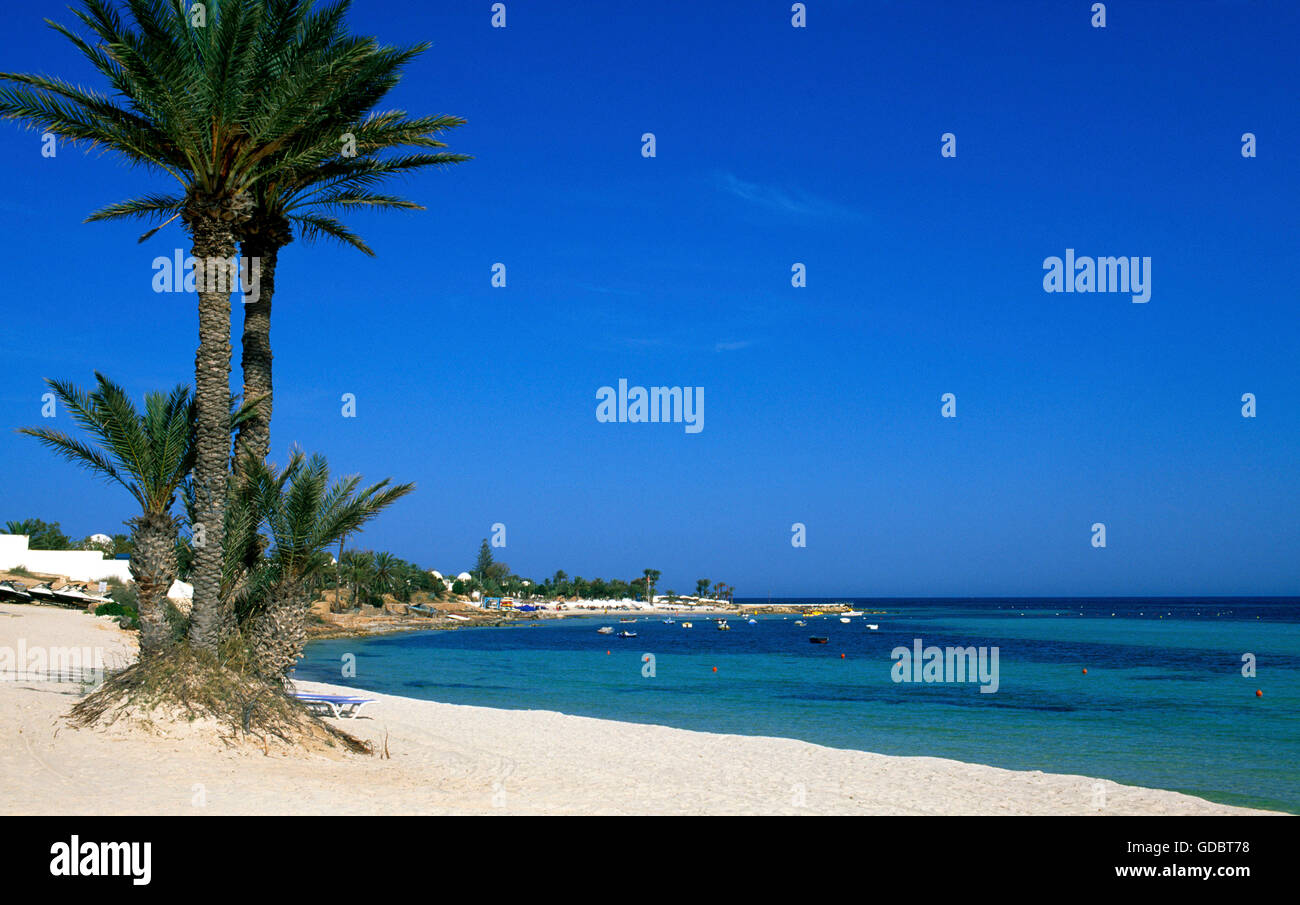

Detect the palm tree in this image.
[642,568,661,603]
[237,454,412,677]
[371,551,402,602]
[94,113,469,467]
[19,374,192,655]
[1,519,74,550]
[338,549,376,609]
[0,0,433,653]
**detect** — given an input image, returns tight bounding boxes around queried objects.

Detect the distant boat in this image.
[617,630,637,638]
[681,621,693,628]
[446,613,470,622]
[844,610,863,617]
[794,620,806,627]
[662,617,675,624]
[717,621,731,631]
[809,636,829,644]
[597,626,614,634]
[839,617,851,623]
[619,617,637,623]
[867,624,879,630]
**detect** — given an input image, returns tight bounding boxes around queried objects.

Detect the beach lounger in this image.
[292,692,375,719]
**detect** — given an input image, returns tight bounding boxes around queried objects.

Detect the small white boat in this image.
[794,620,806,627]
[446,613,470,622]
[617,630,637,638]
[867,624,879,630]
[662,617,675,624]
[746,618,757,625]
[597,626,614,634]
[844,610,863,617]
[681,621,693,628]
[839,617,851,623]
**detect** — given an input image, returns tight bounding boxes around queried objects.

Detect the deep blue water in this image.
[296,597,1300,813]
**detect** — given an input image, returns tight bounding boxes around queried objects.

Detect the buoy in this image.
[606,650,610,655]
[712,666,718,673]
[1257,690,1263,697]
[1082,668,1088,674]
[840,653,845,659]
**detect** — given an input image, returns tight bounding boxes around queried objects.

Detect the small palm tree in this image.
[237,453,413,677]
[19,374,192,655]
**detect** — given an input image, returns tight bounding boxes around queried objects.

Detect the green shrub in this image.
[93,601,139,629]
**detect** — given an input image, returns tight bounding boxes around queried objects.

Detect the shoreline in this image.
[0,602,1284,815]
[305,602,743,642]
[293,677,1285,816]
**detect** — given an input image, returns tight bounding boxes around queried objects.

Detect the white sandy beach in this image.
[0,602,1279,815]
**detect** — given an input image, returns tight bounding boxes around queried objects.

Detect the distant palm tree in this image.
[20,374,192,655]
[4,519,43,539]
[1,519,74,550]
[0,0,433,652]
[339,550,377,609]
[372,551,402,601]
[643,568,661,603]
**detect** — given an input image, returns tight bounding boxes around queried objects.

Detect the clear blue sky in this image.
[1,1,1297,597]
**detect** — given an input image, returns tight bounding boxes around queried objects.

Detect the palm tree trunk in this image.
[186,197,248,653]
[233,237,280,466]
[247,578,309,679]
[129,511,178,656]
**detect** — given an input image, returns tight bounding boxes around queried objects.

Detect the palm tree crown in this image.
[20,373,194,517]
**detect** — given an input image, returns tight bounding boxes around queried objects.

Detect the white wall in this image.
[0,534,133,583]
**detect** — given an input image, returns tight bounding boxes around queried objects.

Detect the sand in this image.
[0,601,1280,815]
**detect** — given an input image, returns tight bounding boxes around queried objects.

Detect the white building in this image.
[0,534,131,583]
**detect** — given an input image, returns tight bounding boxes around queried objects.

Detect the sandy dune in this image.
[0,602,1278,815]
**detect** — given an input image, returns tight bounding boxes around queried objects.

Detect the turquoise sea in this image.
[296,597,1300,813]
